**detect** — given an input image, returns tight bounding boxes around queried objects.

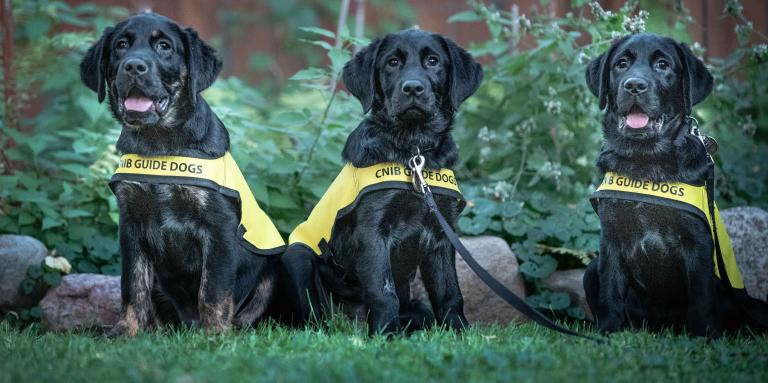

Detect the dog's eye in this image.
[155,41,172,52]
[115,39,129,50]
[425,56,439,67]
[655,59,669,70]
[615,58,629,70]
[387,57,400,67]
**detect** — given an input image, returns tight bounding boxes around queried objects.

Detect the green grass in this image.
[1,320,766,383]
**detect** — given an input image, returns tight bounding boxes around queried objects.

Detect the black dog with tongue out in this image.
[583,33,768,337]
[81,12,286,336]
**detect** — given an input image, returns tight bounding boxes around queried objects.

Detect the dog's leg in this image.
[112,223,154,337]
[590,245,630,333]
[685,250,724,338]
[356,237,400,335]
[420,238,467,331]
[197,237,236,333]
[279,246,323,326]
[396,281,435,332]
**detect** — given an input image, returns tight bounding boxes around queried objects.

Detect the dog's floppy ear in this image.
[181,27,223,105]
[342,38,384,114]
[674,42,713,114]
[80,27,114,103]
[585,36,628,110]
[437,35,483,111]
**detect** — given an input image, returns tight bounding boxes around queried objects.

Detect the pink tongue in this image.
[626,113,649,129]
[124,97,153,112]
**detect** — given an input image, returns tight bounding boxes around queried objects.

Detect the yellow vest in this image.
[590,172,744,289]
[289,163,464,257]
[110,152,285,256]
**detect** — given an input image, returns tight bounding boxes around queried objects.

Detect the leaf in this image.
[42,217,64,230]
[448,10,481,23]
[458,215,490,235]
[290,67,328,81]
[299,26,336,39]
[62,209,93,218]
[42,272,62,287]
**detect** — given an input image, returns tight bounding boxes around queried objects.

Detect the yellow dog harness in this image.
[590,171,744,289]
[288,163,465,257]
[110,152,285,256]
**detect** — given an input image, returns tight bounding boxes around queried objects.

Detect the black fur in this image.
[282,29,483,335]
[583,33,767,337]
[81,13,280,335]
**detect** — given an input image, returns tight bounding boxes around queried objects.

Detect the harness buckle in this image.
[408,148,430,194]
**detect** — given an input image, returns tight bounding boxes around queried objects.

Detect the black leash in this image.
[408,151,603,342]
[690,117,768,329]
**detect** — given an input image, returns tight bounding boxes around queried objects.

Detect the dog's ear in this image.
[674,42,713,114]
[181,27,223,105]
[342,38,384,114]
[585,36,628,110]
[437,35,483,111]
[80,27,114,103]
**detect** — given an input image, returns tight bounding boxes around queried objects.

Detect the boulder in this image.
[0,235,48,310]
[543,268,593,320]
[39,274,121,331]
[721,206,768,302]
[411,236,527,325]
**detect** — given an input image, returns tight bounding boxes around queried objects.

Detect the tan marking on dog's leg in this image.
[199,295,234,333]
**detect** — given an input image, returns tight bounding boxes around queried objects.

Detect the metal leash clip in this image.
[687,115,718,156]
[408,148,430,194]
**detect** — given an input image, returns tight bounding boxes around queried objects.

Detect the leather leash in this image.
[408,151,603,342]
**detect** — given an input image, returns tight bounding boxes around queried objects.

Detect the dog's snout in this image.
[123,58,149,77]
[401,80,425,97]
[623,77,649,95]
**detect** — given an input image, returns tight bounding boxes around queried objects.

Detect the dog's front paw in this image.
[441,312,468,332]
[107,319,140,338]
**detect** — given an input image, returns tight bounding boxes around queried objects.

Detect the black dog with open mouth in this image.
[583,33,768,337]
[281,29,482,335]
[81,13,285,335]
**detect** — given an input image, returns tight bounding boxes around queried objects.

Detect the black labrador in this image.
[81,13,283,335]
[281,29,482,335]
[583,33,768,337]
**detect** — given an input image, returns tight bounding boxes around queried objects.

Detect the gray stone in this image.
[721,206,768,302]
[39,274,121,331]
[0,235,48,309]
[544,268,593,320]
[411,236,527,325]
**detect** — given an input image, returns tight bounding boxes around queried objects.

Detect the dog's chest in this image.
[113,181,224,264]
[599,199,712,288]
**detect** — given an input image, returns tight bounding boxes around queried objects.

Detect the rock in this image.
[0,235,48,310]
[411,236,527,325]
[544,269,593,320]
[721,206,768,302]
[39,274,121,331]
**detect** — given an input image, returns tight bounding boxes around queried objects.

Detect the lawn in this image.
[1,320,766,383]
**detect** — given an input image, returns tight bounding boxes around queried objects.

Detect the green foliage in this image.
[451,0,768,315]
[1,1,127,275]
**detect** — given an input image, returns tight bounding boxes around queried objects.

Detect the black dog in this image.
[81,13,285,335]
[281,29,482,335]
[583,33,768,337]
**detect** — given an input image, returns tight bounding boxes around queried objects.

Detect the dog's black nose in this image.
[122,58,149,77]
[623,77,648,94]
[401,80,425,97]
